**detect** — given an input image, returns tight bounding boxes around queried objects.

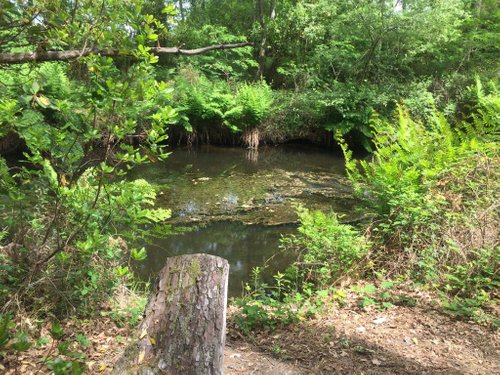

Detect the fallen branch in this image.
[0,42,254,64]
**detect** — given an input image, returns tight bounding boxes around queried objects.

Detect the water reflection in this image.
[135,222,296,297]
[130,144,346,180]
[130,144,350,295]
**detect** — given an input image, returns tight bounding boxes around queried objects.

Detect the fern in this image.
[0,99,19,135]
[176,73,234,128]
[224,82,273,130]
[39,63,71,99]
[340,105,476,220]
[458,79,500,141]
[16,110,52,151]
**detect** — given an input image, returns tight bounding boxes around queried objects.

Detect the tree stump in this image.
[113,254,229,375]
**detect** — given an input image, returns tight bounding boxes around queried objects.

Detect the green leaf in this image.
[131,247,147,261]
[361,284,377,294]
[57,341,70,355]
[380,281,394,289]
[42,159,58,188]
[11,332,31,352]
[35,94,51,108]
[50,322,65,339]
[114,266,129,277]
[31,81,40,94]
[75,334,91,347]
[0,315,12,349]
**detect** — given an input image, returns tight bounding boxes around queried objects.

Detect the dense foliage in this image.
[281,206,369,286]
[0,0,498,370]
[0,2,176,369]
[172,66,273,146]
[236,85,498,332]
[341,83,498,321]
[167,0,499,149]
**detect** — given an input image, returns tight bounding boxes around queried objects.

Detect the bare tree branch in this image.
[0,42,254,64]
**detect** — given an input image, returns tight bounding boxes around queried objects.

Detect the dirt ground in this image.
[225,304,499,375]
[2,303,498,374]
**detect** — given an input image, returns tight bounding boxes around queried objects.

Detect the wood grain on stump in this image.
[113,254,229,375]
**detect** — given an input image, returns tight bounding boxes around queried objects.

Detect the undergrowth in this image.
[173,66,273,147]
[234,84,499,333]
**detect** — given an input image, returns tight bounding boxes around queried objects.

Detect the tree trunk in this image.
[113,254,229,375]
[255,0,277,80]
[179,0,185,21]
[255,0,265,79]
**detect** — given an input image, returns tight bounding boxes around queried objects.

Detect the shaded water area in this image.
[130,144,357,296]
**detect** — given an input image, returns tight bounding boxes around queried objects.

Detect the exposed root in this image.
[186,129,197,147]
[242,127,260,149]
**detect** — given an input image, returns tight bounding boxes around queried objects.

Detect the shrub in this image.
[224,81,273,131]
[175,67,235,131]
[339,96,499,320]
[173,68,273,148]
[0,55,173,317]
[281,206,369,287]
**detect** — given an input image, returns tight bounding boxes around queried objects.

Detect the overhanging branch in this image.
[0,42,254,64]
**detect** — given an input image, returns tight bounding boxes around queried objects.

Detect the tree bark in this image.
[255,0,276,80]
[112,254,229,375]
[0,42,253,64]
[179,0,185,21]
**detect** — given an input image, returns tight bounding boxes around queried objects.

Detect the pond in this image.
[130,144,357,297]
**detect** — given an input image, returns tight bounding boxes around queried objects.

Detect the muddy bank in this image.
[167,123,338,149]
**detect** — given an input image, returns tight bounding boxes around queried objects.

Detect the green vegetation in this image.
[281,206,369,286]
[236,85,498,332]
[0,2,175,371]
[173,67,273,146]
[342,84,498,309]
[345,89,498,323]
[0,0,498,371]
[165,0,499,149]
[0,314,89,374]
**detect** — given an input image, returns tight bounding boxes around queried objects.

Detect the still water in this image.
[130,144,354,296]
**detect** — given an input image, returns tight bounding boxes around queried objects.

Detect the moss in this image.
[183,258,201,288]
[189,258,201,280]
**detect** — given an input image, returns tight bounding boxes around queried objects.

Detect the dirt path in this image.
[225,305,499,374]
[3,305,497,374]
[225,344,302,374]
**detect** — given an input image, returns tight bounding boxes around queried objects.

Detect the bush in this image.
[0,171,170,316]
[224,81,273,131]
[175,66,234,131]
[174,67,273,147]
[0,55,173,318]
[340,95,499,320]
[281,206,369,287]
[232,90,497,330]
[261,90,330,143]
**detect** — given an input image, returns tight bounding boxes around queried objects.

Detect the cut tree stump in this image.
[113,254,229,375]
